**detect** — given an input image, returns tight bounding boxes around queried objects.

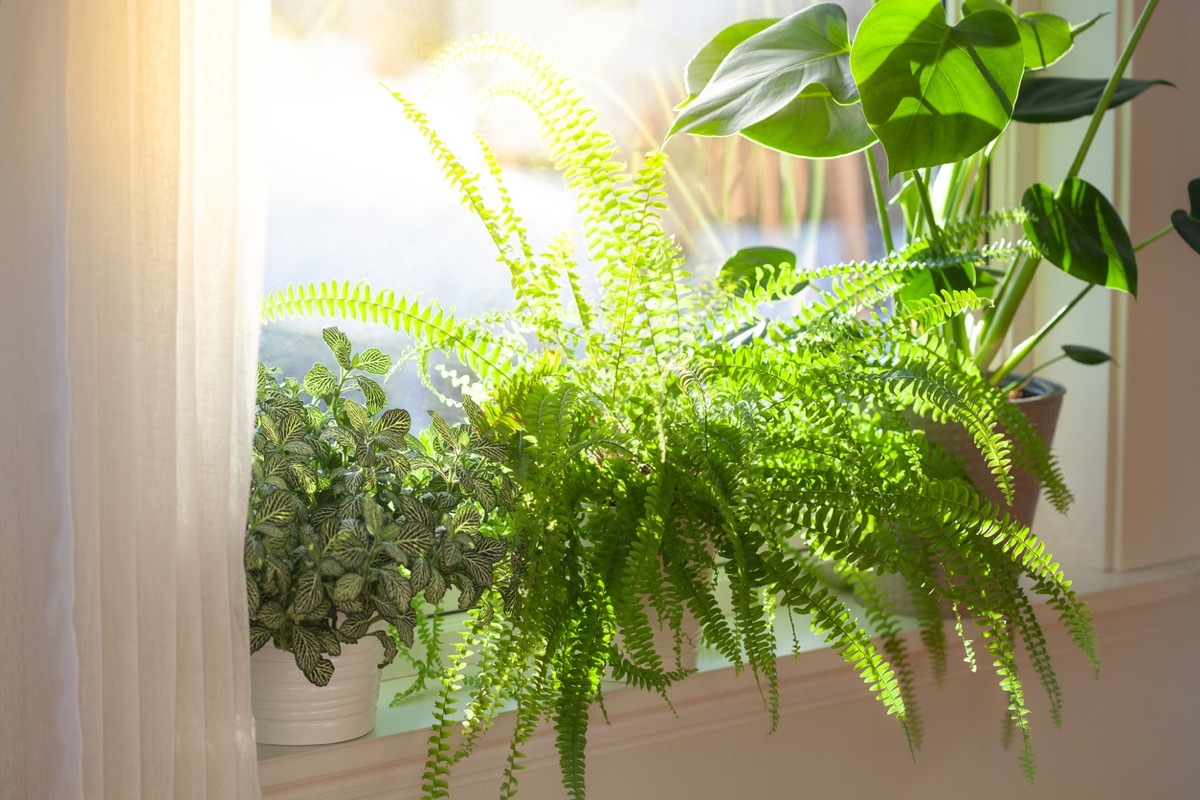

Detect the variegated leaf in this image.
[326,425,359,450]
[316,626,341,657]
[292,571,326,616]
[449,505,482,535]
[282,439,314,458]
[379,540,408,565]
[372,629,400,666]
[429,411,456,451]
[472,479,497,511]
[362,495,384,533]
[343,399,370,433]
[399,494,437,530]
[256,600,287,630]
[245,575,262,615]
[278,413,306,445]
[409,558,432,594]
[468,432,506,462]
[355,376,386,414]
[344,468,365,496]
[423,569,447,604]
[244,536,264,571]
[249,622,272,653]
[330,530,370,570]
[292,625,334,686]
[456,578,482,610]
[375,408,411,443]
[304,363,337,398]
[462,396,487,430]
[377,568,413,608]
[439,540,464,570]
[338,615,371,642]
[322,327,353,370]
[355,440,377,468]
[462,536,506,587]
[354,347,391,375]
[332,571,365,603]
[256,490,295,526]
[391,609,417,649]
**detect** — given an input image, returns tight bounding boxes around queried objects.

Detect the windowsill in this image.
[257,558,1200,798]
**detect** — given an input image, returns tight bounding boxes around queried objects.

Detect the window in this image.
[263,0,884,415]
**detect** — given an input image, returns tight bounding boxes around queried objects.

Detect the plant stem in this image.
[912,169,943,239]
[978,0,1158,372]
[990,283,1094,385]
[1134,223,1174,252]
[865,146,895,254]
[1065,0,1160,183]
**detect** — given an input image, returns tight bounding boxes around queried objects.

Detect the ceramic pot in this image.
[251,633,383,746]
[878,378,1066,616]
[920,376,1065,527]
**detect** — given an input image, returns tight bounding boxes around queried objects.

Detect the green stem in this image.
[1012,354,1069,392]
[990,283,1094,385]
[866,146,895,254]
[1134,223,1174,252]
[979,1,1158,370]
[912,169,943,239]
[1065,0,1159,183]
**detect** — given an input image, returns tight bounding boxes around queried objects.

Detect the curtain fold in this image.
[1,1,268,798]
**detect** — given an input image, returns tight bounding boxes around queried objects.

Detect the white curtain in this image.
[1,1,268,798]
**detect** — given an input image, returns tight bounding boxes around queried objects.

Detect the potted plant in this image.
[262,38,1097,795]
[246,327,510,745]
[668,0,1200,527]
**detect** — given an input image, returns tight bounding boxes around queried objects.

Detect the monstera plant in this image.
[245,327,511,686]
[671,0,1198,388]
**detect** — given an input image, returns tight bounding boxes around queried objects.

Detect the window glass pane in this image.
[264,0,883,413]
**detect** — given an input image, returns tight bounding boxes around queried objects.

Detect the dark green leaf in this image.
[303,363,336,399]
[330,529,371,570]
[429,411,456,450]
[292,571,326,616]
[718,247,802,297]
[292,625,334,686]
[354,348,391,375]
[371,629,399,667]
[249,623,271,653]
[322,327,353,371]
[332,572,365,604]
[378,568,413,608]
[256,600,287,631]
[449,505,482,535]
[851,0,1024,175]
[1171,178,1200,256]
[356,376,386,414]
[462,536,506,588]
[461,396,488,430]
[1022,178,1137,295]
[1012,77,1173,124]
[671,5,874,158]
[1061,344,1112,365]
[255,490,295,527]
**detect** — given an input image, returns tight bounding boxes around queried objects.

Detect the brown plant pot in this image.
[922,376,1065,528]
[877,378,1066,617]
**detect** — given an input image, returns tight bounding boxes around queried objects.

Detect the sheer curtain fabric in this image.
[1,1,267,798]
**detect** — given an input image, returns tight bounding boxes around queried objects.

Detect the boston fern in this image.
[246,327,511,686]
[262,39,1096,797]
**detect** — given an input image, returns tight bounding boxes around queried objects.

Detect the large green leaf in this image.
[303,363,336,398]
[1022,178,1137,295]
[322,327,353,370]
[1012,77,1172,124]
[965,1,1073,70]
[683,18,778,96]
[671,4,874,158]
[851,0,1023,175]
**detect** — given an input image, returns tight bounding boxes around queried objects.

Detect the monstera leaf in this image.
[851,0,1024,175]
[1022,178,1137,295]
[965,0,1073,70]
[671,4,874,158]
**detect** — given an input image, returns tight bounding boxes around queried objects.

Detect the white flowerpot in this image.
[251,633,383,746]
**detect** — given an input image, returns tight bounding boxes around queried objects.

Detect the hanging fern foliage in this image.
[261,36,1095,798]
